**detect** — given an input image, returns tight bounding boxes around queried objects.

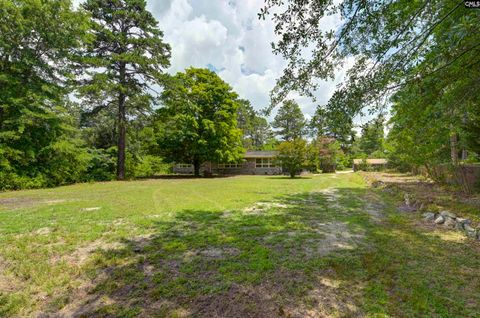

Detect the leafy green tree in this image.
[276,139,308,178]
[261,0,480,180]
[309,106,355,149]
[237,99,273,150]
[315,137,342,173]
[272,100,306,141]
[80,0,171,180]
[358,115,385,156]
[156,68,243,177]
[0,0,89,189]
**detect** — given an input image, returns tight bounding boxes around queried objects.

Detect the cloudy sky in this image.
[147,0,353,121]
[75,0,362,123]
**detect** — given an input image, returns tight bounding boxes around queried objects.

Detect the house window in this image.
[255,158,275,168]
[217,163,243,168]
[176,163,193,168]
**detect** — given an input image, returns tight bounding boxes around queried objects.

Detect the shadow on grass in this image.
[46,188,480,318]
[266,176,313,180]
[137,174,235,180]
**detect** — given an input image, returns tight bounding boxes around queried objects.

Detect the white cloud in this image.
[77,0,351,120]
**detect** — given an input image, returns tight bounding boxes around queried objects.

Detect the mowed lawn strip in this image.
[0,173,479,317]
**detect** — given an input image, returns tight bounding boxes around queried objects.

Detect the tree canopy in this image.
[237,99,273,150]
[276,139,309,178]
[262,0,480,179]
[80,0,171,180]
[0,0,90,190]
[155,68,243,176]
[272,99,306,141]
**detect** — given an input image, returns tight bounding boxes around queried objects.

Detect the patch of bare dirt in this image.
[58,240,125,266]
[0,256,22,294]
[362,192,385,222]
[285,276,362,317]
[307,221,365,257]
[243,201,289,215]
[0,197,67,211]
[189,269,362,318]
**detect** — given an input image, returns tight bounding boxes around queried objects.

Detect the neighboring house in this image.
[353,158,388,171]
[173,151,282,175]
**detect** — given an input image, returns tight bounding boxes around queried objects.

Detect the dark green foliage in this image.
[0,0,90,190]
[81,0,171,180]
[262,0,480,173]
[237,99,273,150]
[272,100,306,141]
[275,139,309,177]
[155,68,243,176]
[358,116,385,156]
[85,147,117,181]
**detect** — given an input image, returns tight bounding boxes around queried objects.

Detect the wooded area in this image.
[1,0,479,191]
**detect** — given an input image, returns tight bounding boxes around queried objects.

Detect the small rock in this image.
[443,217,456,228]
[440,210,456,219]
[456,218,471,226]
[454,218,471,231]
[372,181,385,188]
[454,222,465,231]
[464,224,477,238]
[404,194,411,207]
[423,212,436,221]
[434,216,445,224]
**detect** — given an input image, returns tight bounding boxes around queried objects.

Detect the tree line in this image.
[260,0,480,188]
[0,0,393,190]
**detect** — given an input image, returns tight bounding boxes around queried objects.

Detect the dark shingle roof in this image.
[244,151,278,158]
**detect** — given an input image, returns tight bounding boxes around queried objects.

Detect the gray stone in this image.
[423,212,436,221]
[434,215,445,224]
[464,224,477,238]
[454,222,465,231]
[404,194,411,207]
[443,217,456,228]
[455,218,471,231]
[440,210,456,219]
[456,218,471,226]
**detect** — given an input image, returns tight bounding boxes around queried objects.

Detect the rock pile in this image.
[423,211,480,240]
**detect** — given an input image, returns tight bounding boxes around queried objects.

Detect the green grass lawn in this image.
[0,174,479,317]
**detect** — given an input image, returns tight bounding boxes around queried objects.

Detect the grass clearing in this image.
[0,173,479,317]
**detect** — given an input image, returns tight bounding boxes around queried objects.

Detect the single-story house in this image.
[173,151,282,175]
[353,158,388,171]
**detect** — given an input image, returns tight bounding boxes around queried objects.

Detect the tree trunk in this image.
[450,131,458,165]
[193,157,200,177]
[117,63,126,180]
[450,129,471,193]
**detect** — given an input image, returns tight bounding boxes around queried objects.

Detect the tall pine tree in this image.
[272,100,306,141]
[81,0,171,179]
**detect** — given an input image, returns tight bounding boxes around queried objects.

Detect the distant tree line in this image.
[1,0,419,189]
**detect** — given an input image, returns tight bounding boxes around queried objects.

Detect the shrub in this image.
[276,139,308,178]
[84,147,117,181]
[39,139,92,186]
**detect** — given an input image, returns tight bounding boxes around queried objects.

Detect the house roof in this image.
[244,151,278,158]
[353,158,388,165]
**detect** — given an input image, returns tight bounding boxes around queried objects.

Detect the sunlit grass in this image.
[0,173,479,317]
